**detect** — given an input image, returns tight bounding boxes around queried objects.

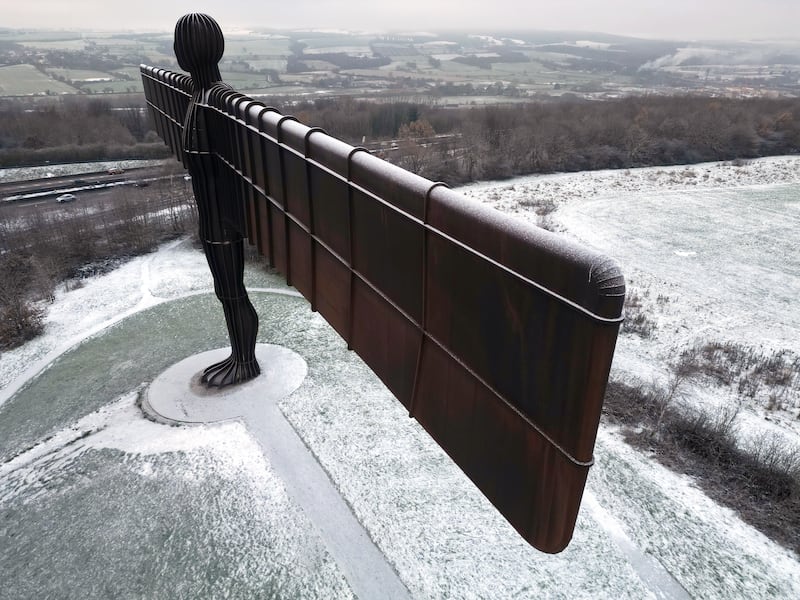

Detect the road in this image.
[0,166,182,206]
[0,171,193,255]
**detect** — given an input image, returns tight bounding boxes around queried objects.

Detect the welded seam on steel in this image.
[304,126,325,313]
[210,151,595,468]
[408,182,449,420]
[345,146,368,350]
[206,126,623,325]
[186,131,603,468]
[141,63,618,465]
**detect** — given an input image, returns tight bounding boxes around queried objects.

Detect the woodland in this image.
[1,95,799,185]
[2,93,800,347]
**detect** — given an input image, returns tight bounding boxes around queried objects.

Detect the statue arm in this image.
[140,65,194,165]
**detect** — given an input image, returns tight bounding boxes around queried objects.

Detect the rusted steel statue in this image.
[141,14,625,553]
[174,14,260,386]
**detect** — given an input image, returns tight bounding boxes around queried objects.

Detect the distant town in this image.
[1,27,799,104]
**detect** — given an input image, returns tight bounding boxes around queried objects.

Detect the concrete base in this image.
[143,345,307,425]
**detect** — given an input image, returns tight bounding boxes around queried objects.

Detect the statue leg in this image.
[201,238,260,387]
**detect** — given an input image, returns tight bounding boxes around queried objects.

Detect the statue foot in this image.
[201,355,261,387]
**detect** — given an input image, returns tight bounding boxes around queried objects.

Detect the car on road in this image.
[56,193,77,203]
[107,168,125,175]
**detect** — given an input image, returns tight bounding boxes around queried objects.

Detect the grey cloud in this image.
[3,1,800,40]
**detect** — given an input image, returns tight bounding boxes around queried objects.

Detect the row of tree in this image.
[0,98,169,166]
[285,95,800,184]
[3,93,800,181]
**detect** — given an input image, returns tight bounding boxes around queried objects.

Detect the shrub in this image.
[0,253,52,350]
[621,289,656,338]
[604,376,800,553]
[0,165,197,349]
[664,403,740,463]
[675,341,799,404]
[0,299,44,350]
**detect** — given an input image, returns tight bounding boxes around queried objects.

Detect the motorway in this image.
[0,166,183,207]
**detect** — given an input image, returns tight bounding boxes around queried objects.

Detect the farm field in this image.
[16,38,86,50]
[0,64,75,95]
[79,79,143,93]
[3,26,798,101]
[45,68,114,82]
[223,38,291,55]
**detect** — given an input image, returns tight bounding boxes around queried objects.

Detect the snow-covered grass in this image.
[2,157,799,598]
[462,157,800,434]
[0,393,354,600]
[0,238,283,403]
[461,157,800,212]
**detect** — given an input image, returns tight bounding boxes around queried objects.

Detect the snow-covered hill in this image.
[1,157,798,598]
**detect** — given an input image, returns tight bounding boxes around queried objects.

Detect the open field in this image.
[463,157,800,429]
[297,34,376,48]
[0,64,75,95]
[244,58,288,71]
[15,39,86,50]
[223,38,291,55]
[218,71,272,90]
[45,68,115,82]
[305,45,373,55]
[2,27,798,101]
[0,31,81,42]
[79,80,143,93]
[111,66,146,79]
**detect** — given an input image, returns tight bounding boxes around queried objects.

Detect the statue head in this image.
[174,13,224,85]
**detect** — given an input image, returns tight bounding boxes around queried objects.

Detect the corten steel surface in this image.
[172,14,260,388]
[141,43,625,553]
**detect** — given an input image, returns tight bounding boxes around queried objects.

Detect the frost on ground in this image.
[591,430,800,598]
[0,393,354,600]
[461,157,800,215]
[462,156,800,436]
[0,238,283,402]
[0,240,191,399]
[2,158,799,598]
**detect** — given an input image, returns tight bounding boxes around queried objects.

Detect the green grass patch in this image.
[438,61,486,75]
[46,68,115,82]
[224,38,292,56]
[0,31,80,42]
[246,59,288,71]
[219,71,274,89]
[16,38,87,50]
[79,80,143,93]
[87,37,151,47]
[0,64,76,95]
[305,46,373,55]
[13,33,86,50]
[298,35,375,49]
[111,66,145,79]
[0,290,308,463]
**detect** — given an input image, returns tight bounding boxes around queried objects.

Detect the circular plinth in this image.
[143,344,307,424]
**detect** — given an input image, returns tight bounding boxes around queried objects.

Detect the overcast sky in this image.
[4,1,799,41]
